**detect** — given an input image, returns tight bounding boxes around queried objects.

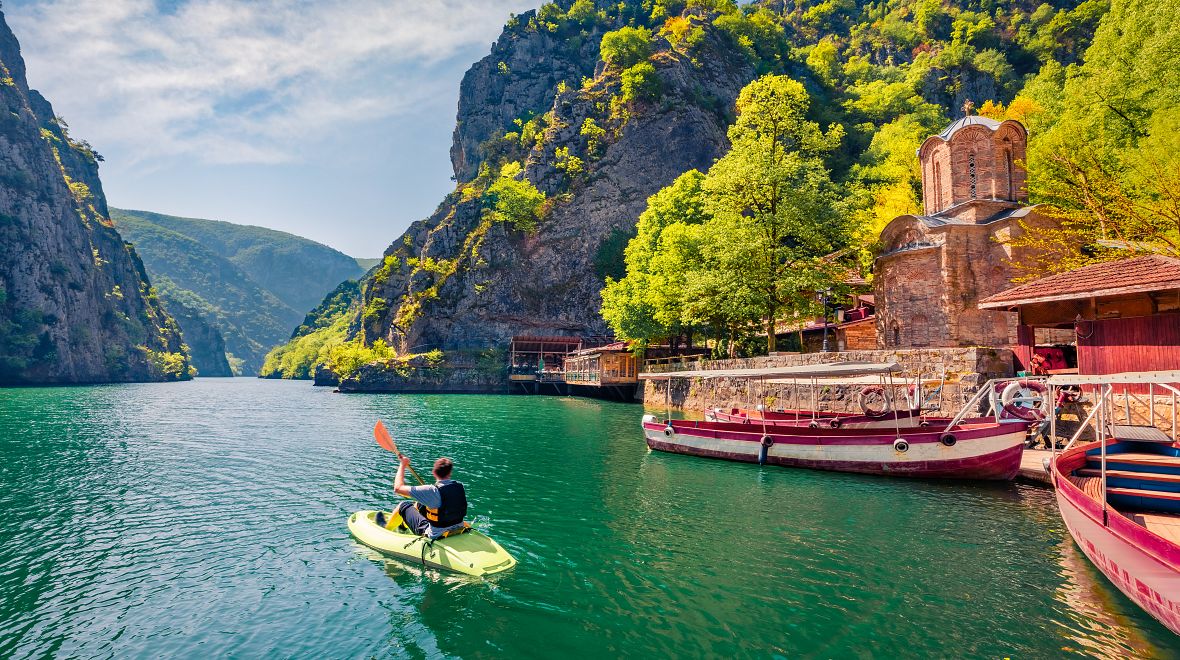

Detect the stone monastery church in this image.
[873,112,1056,349]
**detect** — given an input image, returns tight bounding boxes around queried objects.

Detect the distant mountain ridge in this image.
[111,209,364,375]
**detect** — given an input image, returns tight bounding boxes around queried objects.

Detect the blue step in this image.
[1086,452,1180,476]
[1076,468,1180,493]
[1107,486,1180,514]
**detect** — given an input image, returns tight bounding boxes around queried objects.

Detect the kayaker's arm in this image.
[393,456,413,497]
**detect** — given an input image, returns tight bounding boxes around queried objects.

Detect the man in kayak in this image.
[377,456,469,538]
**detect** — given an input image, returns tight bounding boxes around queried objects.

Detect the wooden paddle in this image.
[374,420,426,485]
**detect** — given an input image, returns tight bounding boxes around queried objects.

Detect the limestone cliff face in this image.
[363,11,753,353]
[0,11,190,383]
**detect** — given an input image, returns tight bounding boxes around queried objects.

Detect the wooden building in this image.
[798,293,877,352]
[979,255,1180,379]
[508,336,582,393]
[563,341,638,400]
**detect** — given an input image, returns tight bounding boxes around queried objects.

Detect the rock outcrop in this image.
[166,299,233,377]
[362,9,753,355]
[0,11,191,384]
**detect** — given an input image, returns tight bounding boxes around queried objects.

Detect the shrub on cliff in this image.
[600,26,653,69]
[482,162,546,232]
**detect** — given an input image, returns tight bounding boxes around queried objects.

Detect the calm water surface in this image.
[0,379,1177,658]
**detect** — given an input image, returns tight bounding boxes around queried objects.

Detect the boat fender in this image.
[893,438,909,452]
[919,421,931,428]
[858,385,891,418]
[829,419,842,429]
[808,421,820,429]
[1000,380,1050,421]
[664,425,674,437]
[760,435,774,447]
[940,433,957,447]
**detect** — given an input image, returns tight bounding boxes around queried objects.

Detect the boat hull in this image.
[643,419,1025,480]
[1051,446,1180,635]
[348,510,516,577]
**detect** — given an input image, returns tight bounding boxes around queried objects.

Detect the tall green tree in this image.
[701,75,848,352]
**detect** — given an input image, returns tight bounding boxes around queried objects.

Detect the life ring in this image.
[808,421,820,429]
[829,419,842,429]
[858,385,892,418]
[664,425,674,437]
[1000,380,1050,421]
[940,433,957,447]
[760,435,774,448]
[893,438,909,452]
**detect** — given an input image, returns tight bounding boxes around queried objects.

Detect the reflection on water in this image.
[1053,538,1167,658]
[0,379,1176,657]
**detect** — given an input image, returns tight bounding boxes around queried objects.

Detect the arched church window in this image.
[933,162,942,211]
[968,153,977,199]
[890,321,901,347]
[1005,149,1014,200]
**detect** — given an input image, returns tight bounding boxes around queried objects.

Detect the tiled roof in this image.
[918,204,1033,228]
[938,115,1001,140]
[979,255,1180,308]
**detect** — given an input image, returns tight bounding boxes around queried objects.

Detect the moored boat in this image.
[1047,372,1180,636]
[642,362,1031,479]
[643,416,1026,479]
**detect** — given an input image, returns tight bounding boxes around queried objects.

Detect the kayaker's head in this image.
[433,457,454,481]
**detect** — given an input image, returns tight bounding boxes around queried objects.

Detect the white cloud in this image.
[5,0,538,165]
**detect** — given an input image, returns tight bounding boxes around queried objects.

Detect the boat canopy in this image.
[1047,370,1180,386]
[639,361,901,380]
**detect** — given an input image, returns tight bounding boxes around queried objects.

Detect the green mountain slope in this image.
[111,209,364,375]
[112,209,364,313]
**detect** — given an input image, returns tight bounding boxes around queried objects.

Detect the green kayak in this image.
[348,510,516,577]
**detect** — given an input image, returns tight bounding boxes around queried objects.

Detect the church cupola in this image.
[917,103,1028,216]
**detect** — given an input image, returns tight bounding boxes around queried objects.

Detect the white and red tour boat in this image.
[641,363,1034,480]
[1047,371,1180,636]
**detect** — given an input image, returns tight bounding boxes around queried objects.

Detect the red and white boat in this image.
[1047,372,1180,636]
[642,363,1030,480]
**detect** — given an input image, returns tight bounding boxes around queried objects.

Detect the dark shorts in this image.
[396,500,431,536]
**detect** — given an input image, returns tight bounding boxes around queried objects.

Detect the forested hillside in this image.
[267,0,1135,380]
[112,209,364,374]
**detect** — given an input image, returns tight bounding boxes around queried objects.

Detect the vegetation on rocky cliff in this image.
[270,0,1127,378]
[0,13,192,383]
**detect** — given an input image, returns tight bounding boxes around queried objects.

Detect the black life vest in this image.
[416,480,467,528]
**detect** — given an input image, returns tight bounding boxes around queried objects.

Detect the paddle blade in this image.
[373,421,398,455]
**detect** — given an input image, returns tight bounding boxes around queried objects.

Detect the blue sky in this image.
[4,0,541,257]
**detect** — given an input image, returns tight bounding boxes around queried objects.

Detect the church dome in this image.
[936,115,1001,141]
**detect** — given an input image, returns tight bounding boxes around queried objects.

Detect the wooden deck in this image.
[1017,448,1053,486]
[1129,512,1180,544]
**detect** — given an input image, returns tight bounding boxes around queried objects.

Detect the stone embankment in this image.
[338,353,506,394]
[642,347,1016,416]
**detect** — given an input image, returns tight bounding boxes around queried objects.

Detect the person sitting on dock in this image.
[378,456,469,538]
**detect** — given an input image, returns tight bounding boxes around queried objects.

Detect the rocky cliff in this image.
[362,5,753,353]
[0,11,191,384]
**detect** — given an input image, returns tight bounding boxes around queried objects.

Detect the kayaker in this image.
[377,456,468,538]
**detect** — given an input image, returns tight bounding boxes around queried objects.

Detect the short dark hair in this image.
[433,457,454,479]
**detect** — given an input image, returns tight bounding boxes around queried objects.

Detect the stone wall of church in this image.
[875,246,949,347]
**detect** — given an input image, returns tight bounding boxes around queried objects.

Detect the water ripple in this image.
[1,380,1177,657]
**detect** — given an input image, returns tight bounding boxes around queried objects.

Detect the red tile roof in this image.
[979,255,1180,309]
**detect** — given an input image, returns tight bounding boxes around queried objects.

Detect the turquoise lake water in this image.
[0,378,1176,658]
